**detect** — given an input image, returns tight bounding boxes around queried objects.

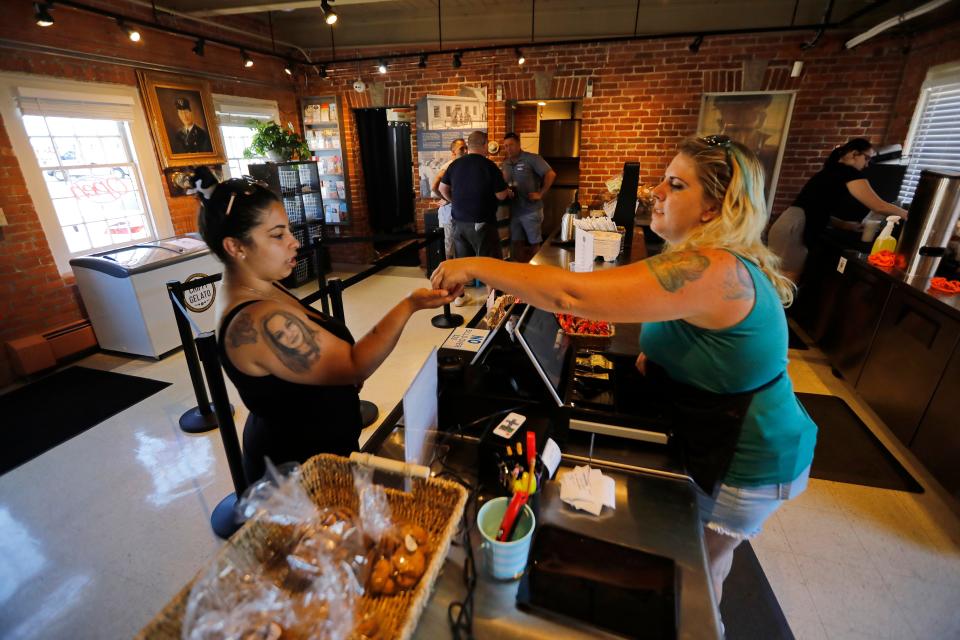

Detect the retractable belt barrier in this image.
[166,276,233,434]
[166,277,246,539]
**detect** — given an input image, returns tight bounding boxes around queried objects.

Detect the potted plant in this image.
[243,120,310,162]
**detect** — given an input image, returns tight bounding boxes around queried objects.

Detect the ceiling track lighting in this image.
[688,35,703,53]
[241,49,254,68]
[377,59,388,74]
[191,38,205,56]
[515,48,525,65]
[321,0,338,25]
[118,19,141,42]
[284,61,294,76]
[34,2,54,27]
[418,54,427,69]
[452,52,462,69]
[319,64,328,79]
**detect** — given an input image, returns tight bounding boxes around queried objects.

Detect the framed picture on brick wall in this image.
[696,91,796,214]
[137,71,226,169]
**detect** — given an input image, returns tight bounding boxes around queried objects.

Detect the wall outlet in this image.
[837,256,847,274]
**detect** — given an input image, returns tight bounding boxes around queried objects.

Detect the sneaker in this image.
[452,293,473,307]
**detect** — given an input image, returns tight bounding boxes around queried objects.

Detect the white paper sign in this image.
[441,327,490,352]
[575,226,595,272]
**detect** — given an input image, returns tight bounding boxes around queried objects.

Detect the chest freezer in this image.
[70,234,222,358]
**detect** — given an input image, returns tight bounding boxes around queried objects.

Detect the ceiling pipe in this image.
[801,0,835,50]
[844,0,954,49]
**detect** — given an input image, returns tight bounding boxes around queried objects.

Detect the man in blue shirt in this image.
[501,132,556,263]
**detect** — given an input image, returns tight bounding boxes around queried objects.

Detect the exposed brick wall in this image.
[1,0,958,384]
[513,105,538,134]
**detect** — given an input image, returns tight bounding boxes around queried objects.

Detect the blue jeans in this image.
[698,465,811,539]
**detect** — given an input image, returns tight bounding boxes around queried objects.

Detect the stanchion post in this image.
[428,228,464,328]
[195,331,247,540]
[311,237,330,315]
[166,280,218,433]
[328,277,346,322]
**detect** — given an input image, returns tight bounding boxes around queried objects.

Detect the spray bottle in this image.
[870,215,901,255]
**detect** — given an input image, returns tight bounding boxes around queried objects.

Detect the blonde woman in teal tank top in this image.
[431,136,817,612]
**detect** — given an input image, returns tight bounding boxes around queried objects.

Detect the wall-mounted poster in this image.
[696,91,796,213]
[137,71,225,168]
[415,94,487,197]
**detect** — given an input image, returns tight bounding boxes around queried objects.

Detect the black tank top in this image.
[217,287,362,482]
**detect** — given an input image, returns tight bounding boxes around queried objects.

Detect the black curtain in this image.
[354,109,414,238]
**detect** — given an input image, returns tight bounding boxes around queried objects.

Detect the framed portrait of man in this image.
[696,91,796,214]
[137,71,225,168]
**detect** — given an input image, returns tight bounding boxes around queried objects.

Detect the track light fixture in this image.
[377,59,388,74]
[284,61,294,75]
[241,50,254,68]
[452,52,462,69]
[34,2,54,27]
[118,20,141,42]
[191,38,205,56]
[321,0,338,25]
[515,48,525,65]
[688,35,703,53]
[418,54,427,69]
[319,65,328,79]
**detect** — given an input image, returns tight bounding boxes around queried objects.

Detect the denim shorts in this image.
[510,210,544,244]
[698,465,810,540]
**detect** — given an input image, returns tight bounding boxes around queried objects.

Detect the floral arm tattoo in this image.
[721,260,755,301]
[645,252,711,292]
[228,312,258,347]
[261,310,321,373]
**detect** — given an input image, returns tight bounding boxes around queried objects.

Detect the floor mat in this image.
[787,325,809,350]
[0,366,171,475]
[721,542,794,640]
[798,393,923,493]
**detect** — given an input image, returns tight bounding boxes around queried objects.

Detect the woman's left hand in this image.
[408,287,459,311]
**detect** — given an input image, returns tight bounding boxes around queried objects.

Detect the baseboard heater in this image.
[5,320,98,377]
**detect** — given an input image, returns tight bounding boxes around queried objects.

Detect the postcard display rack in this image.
[302,96,351,228]
[248,160,326,287]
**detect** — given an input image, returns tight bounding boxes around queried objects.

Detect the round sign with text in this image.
[183,273,217,313]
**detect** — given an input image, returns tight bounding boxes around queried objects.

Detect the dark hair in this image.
[194,166,279,263]
[824,138,873,167]
[503,132,520,142]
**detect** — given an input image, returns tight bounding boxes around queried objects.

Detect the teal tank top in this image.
[639,254,817,486]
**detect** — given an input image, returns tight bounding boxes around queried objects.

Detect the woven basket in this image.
[566,323,616,350]
[136,453,468,640]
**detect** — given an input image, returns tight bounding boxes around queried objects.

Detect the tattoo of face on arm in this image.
[721,260,756,301]
[646,252,711,293]
[261,310,321,373]
[228,312,258,347]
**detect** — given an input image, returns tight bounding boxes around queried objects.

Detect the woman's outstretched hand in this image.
[408,287,460,311]
[430,258,474,293]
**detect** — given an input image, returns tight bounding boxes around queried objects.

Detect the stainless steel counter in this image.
[360,235,721,639]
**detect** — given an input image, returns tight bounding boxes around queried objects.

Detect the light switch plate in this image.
[837,256,847,274]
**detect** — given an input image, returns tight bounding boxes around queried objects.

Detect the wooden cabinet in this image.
[818,258,893,384]
[910,344,960,500]
[856,287,960,446]
[790,243,845,343]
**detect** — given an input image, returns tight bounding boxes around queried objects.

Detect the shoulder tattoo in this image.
[260,310,321,373]
[645,252,711,293]
[228,312,258,347]
[722,260,756,301]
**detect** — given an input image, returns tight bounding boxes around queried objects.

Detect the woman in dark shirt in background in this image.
[769,138,907,282]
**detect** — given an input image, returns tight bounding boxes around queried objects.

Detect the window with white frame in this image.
[18,96,157,255]
[898,62,960,206]
[213,95,279,178]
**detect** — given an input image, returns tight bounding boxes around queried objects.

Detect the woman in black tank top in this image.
[192,168,457,483]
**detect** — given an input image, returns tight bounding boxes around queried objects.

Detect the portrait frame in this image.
[696,91,796,214]
[137,70,225,169]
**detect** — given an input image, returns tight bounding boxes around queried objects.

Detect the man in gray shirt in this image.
[501,132,556,263]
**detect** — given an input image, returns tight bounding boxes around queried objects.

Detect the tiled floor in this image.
[1,266,959,639]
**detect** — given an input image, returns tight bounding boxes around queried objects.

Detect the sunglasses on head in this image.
[702,134,732,148]
[222,177,267,216]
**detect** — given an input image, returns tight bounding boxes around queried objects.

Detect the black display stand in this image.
[431,303,464,328]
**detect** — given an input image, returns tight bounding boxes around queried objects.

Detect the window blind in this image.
[16,93,135,121]
[898,80,960,205]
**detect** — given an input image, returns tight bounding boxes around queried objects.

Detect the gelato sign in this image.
[183,273,216,313]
